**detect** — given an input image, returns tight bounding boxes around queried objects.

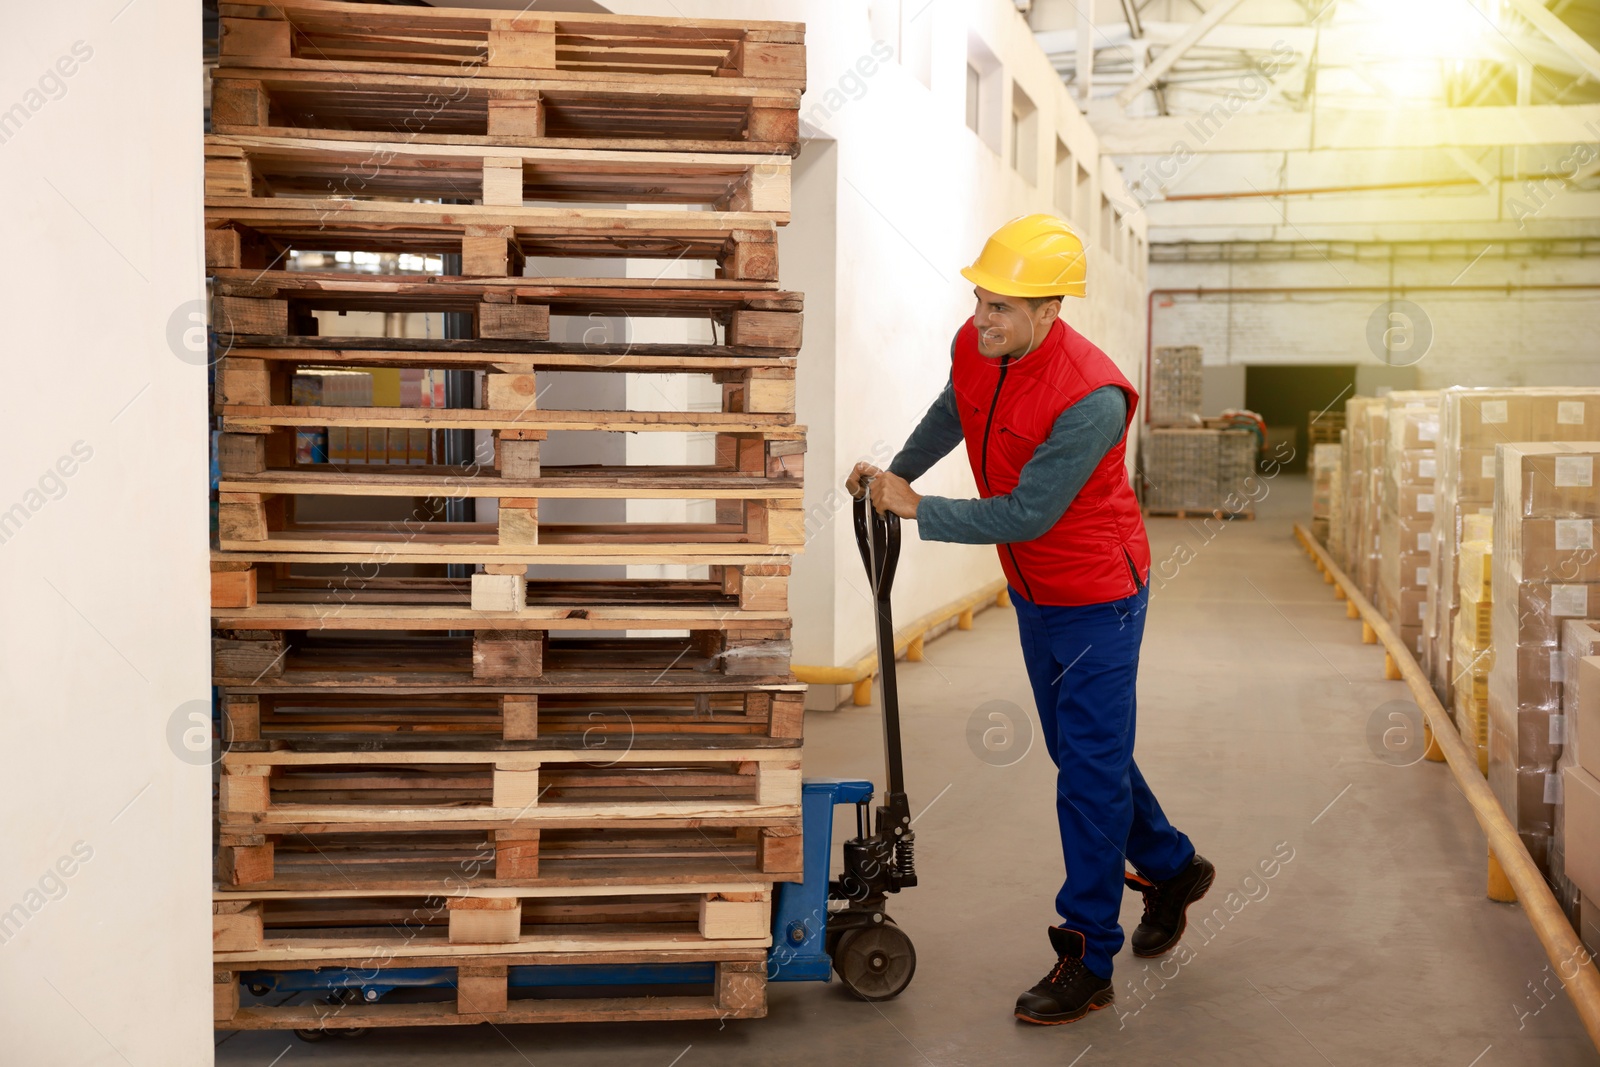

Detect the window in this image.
[1010,83,1038,184]
[1053,139,1075,219]
[966,34,1002,153]
[1100,195,1113,256]
[1074,161,1093,230]
[966,64,981,134]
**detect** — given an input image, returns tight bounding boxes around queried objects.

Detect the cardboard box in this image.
[1387,393,1441,451]
[1512,519,1600,582]
[1500,445,1600,520]
[1397,624,1425,657]
[1490,715,1555,837]
[1562,765,1600,900]
[1492,581,1600,645]
[1534,395,1600,442]
[1458,393,1535,446]
[1457,448,1498,503]
[1580,656,1600,780]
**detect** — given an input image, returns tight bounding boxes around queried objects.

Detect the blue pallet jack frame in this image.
[240,490,919,1035]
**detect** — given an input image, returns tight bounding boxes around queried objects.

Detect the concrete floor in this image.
[217,476,1599,1066]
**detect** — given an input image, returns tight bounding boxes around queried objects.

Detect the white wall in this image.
[1149,247,1600,390]
[0,4,212,1064]
[609,0,1153,705]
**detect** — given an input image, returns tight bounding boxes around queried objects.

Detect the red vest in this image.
[949,317,1150,607]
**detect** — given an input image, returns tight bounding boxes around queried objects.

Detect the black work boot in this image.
[1125,854,1216,958]
[1014,926,1114,1025]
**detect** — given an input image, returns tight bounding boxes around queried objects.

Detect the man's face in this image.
[973,286,1059,360]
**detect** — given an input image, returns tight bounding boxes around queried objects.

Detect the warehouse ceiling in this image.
[1030,0,1600,243]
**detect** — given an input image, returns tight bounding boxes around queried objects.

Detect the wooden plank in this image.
[473,630,543,679]
[212,605,790,631]
[456,965,509,1014]
[448,896,522,944]
[471,573,526,612]
[216,929,770,966]
[716,959,767,1016]
[484,372,540,410]
[698,897,768,940]
[491,766,540,809]
[213,902,265,952]
[214,971,240,1023]
[758,824,802,875]
[502,695,538,740]
[220,989,760,1030]
[220,17,293,57]
[220,406,798,434]
[218,798,800,831]
[217,469,803,500]
[214,296,287,337]
[487,25,555,69]
[211,566,259,609]
[220,747,799,767]
[478,303,550,339]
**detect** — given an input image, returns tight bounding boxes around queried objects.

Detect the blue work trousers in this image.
[1011,582,1194,979]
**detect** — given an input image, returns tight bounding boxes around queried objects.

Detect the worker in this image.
[845,214,1212,1026]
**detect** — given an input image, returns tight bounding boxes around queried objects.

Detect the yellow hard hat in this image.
[960,214,1087,299]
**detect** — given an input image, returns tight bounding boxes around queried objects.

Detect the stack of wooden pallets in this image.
[205,0,807,1034]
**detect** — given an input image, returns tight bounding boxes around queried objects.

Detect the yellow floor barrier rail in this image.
[793,580,1010,706]
[1293,523,1600,1055]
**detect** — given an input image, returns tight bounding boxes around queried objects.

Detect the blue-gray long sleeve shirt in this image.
[886,382,1128,545]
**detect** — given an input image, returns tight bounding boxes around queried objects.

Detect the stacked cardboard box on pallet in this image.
[1554,618,1600,917]
[1141,428,1257,515]
[1426,388,1600,707]
[1568,643,1600,937]
[1342,397,1387,601]
[1311,442,1340,546]
[1326,441,1347,565]
[1148,345,1202,424]
[1377,391,1440,660]
[1491,443,1600,874]
[205,0,807,1033]
[1452,515,1495,771]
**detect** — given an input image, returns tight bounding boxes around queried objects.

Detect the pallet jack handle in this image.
[852,485,906,800]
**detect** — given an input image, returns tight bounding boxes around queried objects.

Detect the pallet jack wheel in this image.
[832,922,916,1001]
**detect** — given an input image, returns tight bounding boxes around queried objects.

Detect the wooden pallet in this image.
[217,821,801,891]
[207,134,790,216]
[212,565,796,613]
[219,683,805,748]
[212,632,794,687]
[218,1,805,89]
[211,70,798,155]
[1142,507,1256,521]
[210,268,797,328]
[213,495,804,555]
[214,881,772,959]
[205,199,780,279]
[215,948,767,1031]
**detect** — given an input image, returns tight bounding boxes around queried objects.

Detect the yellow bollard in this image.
[1423,722,1446,762]
[1362,621,1377,644]
[1334,584,1347,600]
[1346,599,1360,618]
[906,634,924,662]
[1488,848,1517,903]
[852,676,873,707]
[1323,569,1335,585]
[996,588,1010,608]
[1385,652,1403,680]
[958,608,974,631]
